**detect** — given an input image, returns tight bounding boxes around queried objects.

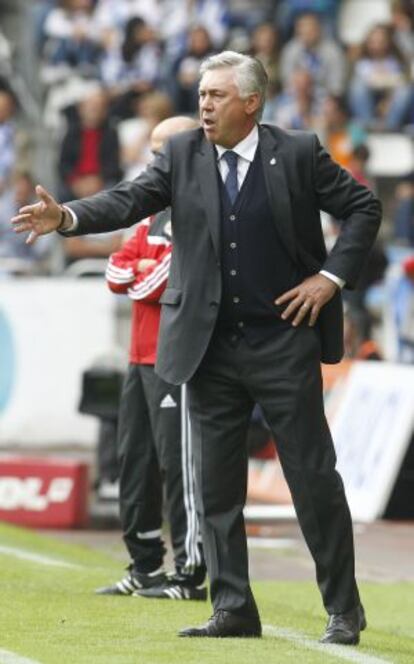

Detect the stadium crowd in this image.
[0,0,414,362]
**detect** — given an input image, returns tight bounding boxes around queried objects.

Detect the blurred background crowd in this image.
[0,0,413,364]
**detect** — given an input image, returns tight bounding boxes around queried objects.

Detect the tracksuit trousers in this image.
[117,363,203,575]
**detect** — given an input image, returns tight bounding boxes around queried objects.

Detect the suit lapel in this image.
[196,137,221,259]
[259,126,298,264]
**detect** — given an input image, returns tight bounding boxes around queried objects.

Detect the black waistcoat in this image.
[216,144,301,344]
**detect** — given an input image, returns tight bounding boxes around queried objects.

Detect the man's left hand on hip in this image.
[275,274,338,327]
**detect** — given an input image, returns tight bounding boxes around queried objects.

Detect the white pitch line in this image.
[0,544,81,569]
[263,625,392,664]
[0,649,42,664]
[247,537,296,549]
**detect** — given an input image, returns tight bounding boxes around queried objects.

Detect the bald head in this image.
[150,116,199,153]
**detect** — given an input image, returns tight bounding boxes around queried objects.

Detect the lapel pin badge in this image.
[270,157,277,165]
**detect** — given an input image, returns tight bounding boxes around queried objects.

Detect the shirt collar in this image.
[216,124,259,163]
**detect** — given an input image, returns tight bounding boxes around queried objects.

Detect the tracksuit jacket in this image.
[105,211,172,363]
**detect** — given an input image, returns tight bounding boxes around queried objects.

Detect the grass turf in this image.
[0,522,413,664]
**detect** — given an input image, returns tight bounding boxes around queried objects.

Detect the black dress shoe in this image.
[320,604,367,645]
[179,609,262,638]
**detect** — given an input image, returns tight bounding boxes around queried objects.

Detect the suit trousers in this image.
[117,363,202,574]
[188,325,360,615]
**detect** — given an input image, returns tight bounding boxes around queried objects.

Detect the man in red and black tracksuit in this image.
[96,118,206,600]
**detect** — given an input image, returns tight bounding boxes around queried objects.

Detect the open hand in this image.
[275,274,338,327]
[11,185,62,245]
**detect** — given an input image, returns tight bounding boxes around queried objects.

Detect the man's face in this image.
[199,67,259,148]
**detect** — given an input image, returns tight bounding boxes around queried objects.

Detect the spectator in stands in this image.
[226,0,275,31]
[119,90,173,180]
[58,87,122,201]
[71,2,162,95]
[316,95,366,171]
[94,0,161,34]
[345,230,387,318]
[348,144,372,189]
[393,175,414,247]
[93,0,162,89]
[263,68,322,130]
[0,171,54,275]
[41,0,102,82]
[348,23,413,130]
[343,306,382,361]
[250,23,281,98]
[190,0,229,49]
[390,255,414,363]
[58,87,123,266]
[276,0,341,40]
[171,25,216,114]
[100,16,164,119]
[280,12,346,96]
[0,87,17,194]
[391,0,414,64]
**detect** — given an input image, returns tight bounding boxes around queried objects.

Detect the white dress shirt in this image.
[216,124,259,189]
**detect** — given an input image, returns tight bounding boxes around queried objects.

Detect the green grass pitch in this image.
[0,522,413,663]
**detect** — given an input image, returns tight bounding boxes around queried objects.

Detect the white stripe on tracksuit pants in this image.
[180,384,202,574]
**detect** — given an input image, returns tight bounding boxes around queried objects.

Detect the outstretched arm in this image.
[12,141,173,243]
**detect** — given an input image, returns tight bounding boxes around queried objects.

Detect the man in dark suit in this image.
[13,51,381,645]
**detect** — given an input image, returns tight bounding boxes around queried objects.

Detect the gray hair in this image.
[199,51,268,120]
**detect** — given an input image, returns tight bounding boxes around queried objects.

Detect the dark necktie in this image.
[222,150,239,205]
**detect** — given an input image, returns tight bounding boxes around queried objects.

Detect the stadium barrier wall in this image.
[0,278,116,447]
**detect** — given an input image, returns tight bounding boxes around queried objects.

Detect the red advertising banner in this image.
[0,457,89,528]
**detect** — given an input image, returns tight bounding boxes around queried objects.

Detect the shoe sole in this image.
[320,634,360,646]
[95,588,133,596]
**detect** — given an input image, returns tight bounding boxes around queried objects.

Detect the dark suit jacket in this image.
[67,124,382,384]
